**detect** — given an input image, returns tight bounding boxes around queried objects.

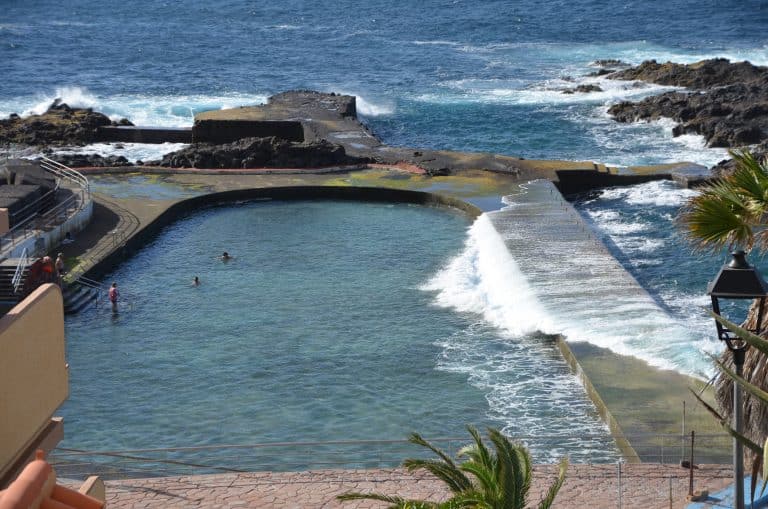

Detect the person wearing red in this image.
[108,282,119,312]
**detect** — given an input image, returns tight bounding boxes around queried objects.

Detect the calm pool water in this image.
[61,200,617,469]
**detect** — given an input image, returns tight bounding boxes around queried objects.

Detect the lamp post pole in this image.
[707,250,768,509]
[733,347,746,509]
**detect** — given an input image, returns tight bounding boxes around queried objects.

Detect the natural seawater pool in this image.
[60,199,618,471]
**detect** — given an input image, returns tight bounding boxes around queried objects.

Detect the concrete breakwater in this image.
[488,179,721,461]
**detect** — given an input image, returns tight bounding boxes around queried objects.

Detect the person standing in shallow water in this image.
[108,282,119,312]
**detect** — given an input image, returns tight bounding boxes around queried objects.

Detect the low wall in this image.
[97,126,193,144]
[0,284,67,485]
[192,120,304,144]
[83,186,481,281]
[556,338,640,462]
[5,200,93,259]
[555,170,666,195]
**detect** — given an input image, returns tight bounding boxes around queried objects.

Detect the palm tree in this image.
[680,150,768,253]
[679,149,768,479]
[338,426,567,509]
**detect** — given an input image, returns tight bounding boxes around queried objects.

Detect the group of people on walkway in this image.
[24,253,66,295]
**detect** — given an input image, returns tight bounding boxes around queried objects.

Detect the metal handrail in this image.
[6,188,57,224]
[38,157,90,198]
[0,158,91,257]
[11,247,28,293]
[46,432,734,481]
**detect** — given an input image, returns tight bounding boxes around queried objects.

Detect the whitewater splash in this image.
[421,214,553,336]
[0,86,270,127]
[422,210,619,462]
[425,180,715,378]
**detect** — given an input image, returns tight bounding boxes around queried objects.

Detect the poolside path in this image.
[102,464,733,508]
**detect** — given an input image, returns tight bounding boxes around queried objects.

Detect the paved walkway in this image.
[102,464,732,508]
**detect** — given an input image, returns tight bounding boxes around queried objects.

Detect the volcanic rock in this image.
[609,58,767,88]
[562,84,604,94]
[0,100,133,146]
[159,136,370,169]
[51,153,134,168]
[607,59,768,161]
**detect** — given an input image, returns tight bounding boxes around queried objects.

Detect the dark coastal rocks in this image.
[562,84,604,94]
[0,100,133,146]
[158,136,369,169]
[50,153,134,168]
[587,59,630,77]
[607,59,768,162]
[609,58,767,88]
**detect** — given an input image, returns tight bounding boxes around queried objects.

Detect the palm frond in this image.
[712,311,768,357]
[461,426,493,470]
[678,149,768,252]
[690,386,763,454]
[403,458,474,494]
[712,354,768,404]
[459,461,498,500]
[536,458,569,509]
[337,492,439,508]
[489,428,531,509]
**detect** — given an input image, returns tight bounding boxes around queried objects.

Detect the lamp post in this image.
[707,250,768,509]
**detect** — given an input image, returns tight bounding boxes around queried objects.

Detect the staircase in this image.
[0,258,25,305]
[0,258,98,313]
[61,282,98,314]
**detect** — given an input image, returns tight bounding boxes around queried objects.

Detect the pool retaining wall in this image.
[82,185,482,283]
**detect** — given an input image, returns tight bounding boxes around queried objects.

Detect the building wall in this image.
[0,284,68,480]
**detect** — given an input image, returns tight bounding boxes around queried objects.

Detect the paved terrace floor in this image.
[100,464,732,508]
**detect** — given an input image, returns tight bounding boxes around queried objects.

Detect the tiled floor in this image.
[102,464,733,508]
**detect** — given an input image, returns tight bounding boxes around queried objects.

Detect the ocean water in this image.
[2,0,767,166]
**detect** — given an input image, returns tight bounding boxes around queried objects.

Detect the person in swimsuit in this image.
[108,282,119,312]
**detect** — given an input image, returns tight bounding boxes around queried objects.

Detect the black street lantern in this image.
[707,249,768,509]
[708,250,768,348]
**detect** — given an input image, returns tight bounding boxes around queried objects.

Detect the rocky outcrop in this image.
[609,58,767,89]
[562,84,603,94]
[0,100,133,146]
[51,153,134,168]
[607,59,768,164]
[158,136,370,169]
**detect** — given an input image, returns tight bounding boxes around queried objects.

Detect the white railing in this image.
[38,157,90,199]
[11,247,28,293]
[0,157,91,257]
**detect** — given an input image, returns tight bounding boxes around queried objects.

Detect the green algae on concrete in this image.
[323,168,518,210]
[560,340,727,463]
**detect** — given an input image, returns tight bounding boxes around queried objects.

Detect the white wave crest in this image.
[416,75,676,107]
[421,214,553,337]
[332,90,394,117]
[599,180,699,207]
[0,87,269,127]
[52,142,187,163]
[25,86,100,115]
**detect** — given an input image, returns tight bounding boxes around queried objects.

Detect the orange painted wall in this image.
[0,284,68,480]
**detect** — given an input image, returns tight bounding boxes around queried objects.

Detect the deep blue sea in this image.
[3,0,768,165]
[6,0,768,467]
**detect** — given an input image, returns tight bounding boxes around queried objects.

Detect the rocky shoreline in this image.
[605,58,768,173]
[2,58,767,175]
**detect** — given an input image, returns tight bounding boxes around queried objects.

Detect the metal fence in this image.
[49,432,734,481]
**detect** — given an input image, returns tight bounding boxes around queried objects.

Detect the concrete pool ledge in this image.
[62,168,725,463]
